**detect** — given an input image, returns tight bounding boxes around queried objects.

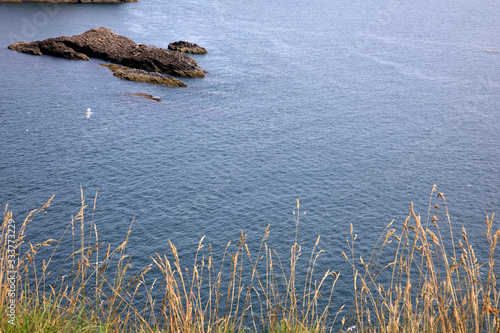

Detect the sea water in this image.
[0,0,499,318]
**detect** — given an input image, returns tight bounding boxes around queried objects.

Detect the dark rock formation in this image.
[132,93,162,102]
[99,63,187,87]
[168,41,207,54]
[38,39,90,60]
[8,27,205,78]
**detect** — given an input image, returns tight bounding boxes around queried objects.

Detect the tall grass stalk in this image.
[1,187,498,332]
[342,185,500,332]
[1,194,339,332]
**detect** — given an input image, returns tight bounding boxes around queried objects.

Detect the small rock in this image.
[99,63,187,87]
[168,41,207,54]
[132,93,162,102]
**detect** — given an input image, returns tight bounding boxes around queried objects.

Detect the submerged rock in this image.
[8,27,205,78]
[168,41,207,54]
[100,63,187,87]
[132,93,162,102]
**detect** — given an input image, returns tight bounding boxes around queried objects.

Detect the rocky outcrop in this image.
[8,27,205,78]
[168,41,207,54]
[132,93,162,102]
[100,63,187,87]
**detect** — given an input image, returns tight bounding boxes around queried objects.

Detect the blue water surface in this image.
[1,0,499,316]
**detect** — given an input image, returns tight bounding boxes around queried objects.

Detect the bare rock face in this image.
[99,63,187,87]
[8,27,205,78]
[38,39,90,60]
[168,41,207,54]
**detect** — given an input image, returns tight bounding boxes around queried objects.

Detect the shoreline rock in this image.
[8,27,205,78]
[99,63,187,87]
[168,41,207,54]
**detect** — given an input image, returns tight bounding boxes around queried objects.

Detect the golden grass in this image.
[0,192,339,332]
[342,185,500,332]
[0,186,498,332]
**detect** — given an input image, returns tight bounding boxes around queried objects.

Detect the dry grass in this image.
[1,186,498,332]
[0,192,339,332]
[342,185,500,333]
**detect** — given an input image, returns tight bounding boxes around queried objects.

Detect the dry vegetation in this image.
[342,185,500,332]
[0,192,339,332]
[1,186,499,332]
